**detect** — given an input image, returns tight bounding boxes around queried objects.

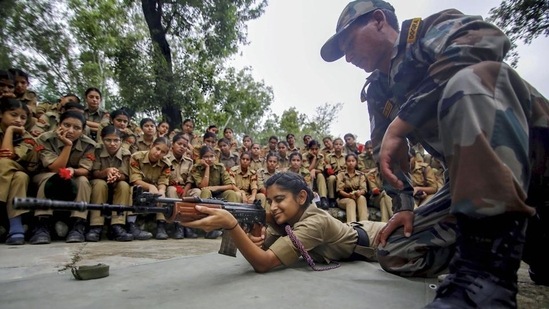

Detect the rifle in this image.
[14,186,266,257]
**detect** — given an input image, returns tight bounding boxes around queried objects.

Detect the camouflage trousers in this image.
[378,61,549,277]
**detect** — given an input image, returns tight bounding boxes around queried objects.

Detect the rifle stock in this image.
[14,186,266,257]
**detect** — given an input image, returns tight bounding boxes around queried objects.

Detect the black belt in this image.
[348,224,376,262]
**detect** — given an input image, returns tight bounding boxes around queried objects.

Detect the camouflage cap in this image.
[320,0,395,62]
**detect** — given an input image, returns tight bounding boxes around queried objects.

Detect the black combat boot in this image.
[320,197,329,210]
[205,230,222,239]
[172,222,184,239]
[156,221,168,240]
[185,227,198,239]
[425,213,527,308]
[29,216,51,245]
[85,226,103,242]
[109,224,133,242]
[127,222,152,240]
[66,218,86,243]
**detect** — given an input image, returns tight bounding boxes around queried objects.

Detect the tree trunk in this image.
[141,0,182,132]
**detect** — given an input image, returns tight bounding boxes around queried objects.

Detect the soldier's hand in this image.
[379,117,414,190]
[375,210,414,247]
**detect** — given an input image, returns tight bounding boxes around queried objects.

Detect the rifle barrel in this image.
[14,197,171,215]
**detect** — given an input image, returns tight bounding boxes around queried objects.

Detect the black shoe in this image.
[30,218,51,245]
[172,223,184,239]
[127,222,152,240]
[320,197,329,210]
[425,214,526,308]
[329,199,337,208]
[205,230,222,239]
[184,227,198,239]
[156,221,168,240]
[6,233,25,245]
[109,224,133,242]
[85,226,103,242]
[66,220,86,243]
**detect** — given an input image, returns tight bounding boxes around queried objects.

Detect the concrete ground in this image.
[0,238,548,308]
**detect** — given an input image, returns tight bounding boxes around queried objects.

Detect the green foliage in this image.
[0,0,342,142]
[488,0,549,67]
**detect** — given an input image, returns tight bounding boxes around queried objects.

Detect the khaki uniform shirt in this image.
[257,168,278,190]
[321,147,333,158]
[410,162,438,190]
[337,170,367,194]
[219,152,239,171]
[288,146,300,153]
[303,153,325,172]
[265,205,358,265]
[84,107,107,124]
[36,131,96,172]
[229,166,258,194]
[189,163,234,187]
[250,157,264,172]
[16,90,38,115]
[166,152,194,185]
[277,155,289,170]
[32,112,59,136]
[326,153,346,174]
[358,153,377,172]
[129,150,171,186]
[92,145,131,178]
[286,167,312,187]
[133,136,153,153]
[0,128,40,172]
[365,168,383,191]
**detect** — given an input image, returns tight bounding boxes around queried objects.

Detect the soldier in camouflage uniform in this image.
[321,0,549,307]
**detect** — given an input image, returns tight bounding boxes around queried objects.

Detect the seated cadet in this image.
[276,141,290,170]
[83,87,109,141]
[325,138,346,207]
[188,145,239,239]
[230,152,266,207]
[181,118,201,149]
[303,140,329,209]
[222,127,238,152]
[30,111,96,244]
[261,135,278,157]
[192,131,218,163]
[35,93,80,119]
[207,124,219,135]
[358,140,377,171]
[239,134,253,155]
[249,143,264,172]
[343,133,364,155]
[0,98,39,245]
[184,172,386,273]
[286,133,300,153]
[301,134,312,154]
[8,68,37,117]
[31,94,81,137]
[337,153,369,223]
[86,125,133,242]
[321,136,334,158]
[132,118,157,153]
[218,137,239,171]
[129,137,172,240]
[258,153,280,206]
[286,152,313,189]
[167,132,198,238]
[99,108,136,152]
[409,155,438,207]
[364,167,393,222]
[156,121,170,138]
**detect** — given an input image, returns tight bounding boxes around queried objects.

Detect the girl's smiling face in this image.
[266,184,306,225]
